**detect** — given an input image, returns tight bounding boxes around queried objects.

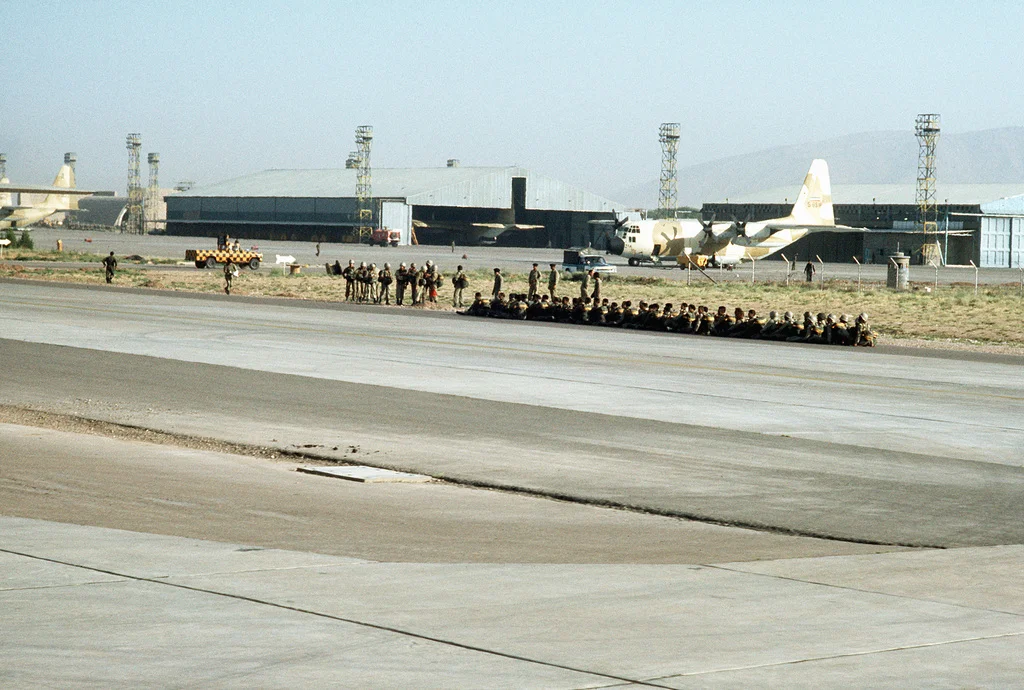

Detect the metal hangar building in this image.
[163,166,623,248]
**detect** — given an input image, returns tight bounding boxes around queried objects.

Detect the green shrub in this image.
[3,229,15,246]
[16,230,33,249]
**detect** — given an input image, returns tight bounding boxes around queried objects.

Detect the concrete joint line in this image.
[707,564,1024,618]
[0,546,676,689]
[648,631,1024,680]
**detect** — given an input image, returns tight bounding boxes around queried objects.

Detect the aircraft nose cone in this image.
[607,236,625,255]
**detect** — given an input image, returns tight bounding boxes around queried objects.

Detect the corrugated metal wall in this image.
[380,201,412,246]
[980,216,1023,267]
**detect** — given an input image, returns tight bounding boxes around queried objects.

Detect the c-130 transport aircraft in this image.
[0,164,96,230]
[605,159,867,267]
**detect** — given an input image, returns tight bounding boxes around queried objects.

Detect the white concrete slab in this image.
[297,464,433,483]
[0,516,366,579]
[723,545,1024,615]
[4,517,1024,686]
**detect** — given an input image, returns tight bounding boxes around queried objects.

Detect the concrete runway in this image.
[2,279,1023,685]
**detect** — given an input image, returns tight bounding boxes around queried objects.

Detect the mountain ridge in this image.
[614,126,1024,207]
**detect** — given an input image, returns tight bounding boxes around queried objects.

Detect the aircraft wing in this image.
[0,183,97,195]
[471,223,544,230]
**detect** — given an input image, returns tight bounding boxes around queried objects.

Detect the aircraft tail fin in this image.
[788,159,834,226]
[43,164,77,210]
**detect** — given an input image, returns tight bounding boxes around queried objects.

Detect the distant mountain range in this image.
[614,127,1024,208]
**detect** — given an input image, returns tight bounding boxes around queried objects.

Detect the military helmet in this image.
[426,260,433,267]
[784,311,793,320]
[840,314,850,323]
[348,259,355,265]
[384,263,391,270]
[816,312,826,321]
[826,313,836,323]
[857,312,868,323]
[400,262,406,268]
[769,310,778,319]
[359,261,366,268]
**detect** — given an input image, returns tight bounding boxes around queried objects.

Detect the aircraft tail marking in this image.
[788,159,834,226]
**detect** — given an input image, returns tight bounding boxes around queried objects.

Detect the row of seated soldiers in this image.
[463,293,876,346]
[327,259,445,305]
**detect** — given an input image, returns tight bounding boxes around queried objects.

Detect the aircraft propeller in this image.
[730,211,753,238]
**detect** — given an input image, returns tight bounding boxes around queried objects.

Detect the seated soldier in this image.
[466,292,489,316]
[587,298,606,325]
[616,301,636,328]
[736,309,764,338]
[853,313,876,346]
[771,311,800,340]
[603,301,622,326]
[508,294,529,320]
[788,312,816,342]
[571,298,589,324]
[711,306,734,336]
[757,310,780,339]
[488,291,509,317]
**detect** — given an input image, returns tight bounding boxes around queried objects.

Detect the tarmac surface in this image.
[1,279,1023,685]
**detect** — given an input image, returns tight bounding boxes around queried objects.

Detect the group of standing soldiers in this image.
[330,259,473,307]
[463,293,876,347]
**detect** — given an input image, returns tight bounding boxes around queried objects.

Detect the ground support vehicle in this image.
[369,228,401,247]
[185,248,263,270]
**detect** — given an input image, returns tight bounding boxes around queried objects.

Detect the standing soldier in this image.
[527,263,541,300]
[452,265,468,307]
[378,263,393,304]
[408,262,419,305]
[223,259,235,295]
[804,260,816,283]
[547,263,559,300]
[395,262,409,305]
[590,271,601,304]
[102,251,117,284]
[489,264,501,296]
[579,269,591,301]
[367,263,379,303]
[342,260,356,300]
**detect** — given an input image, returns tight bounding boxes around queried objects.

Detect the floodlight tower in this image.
[659,123,680,214]
[354,125,373,242]
[64,152,77,181]
[915,114,941,263]
[147,153,161,230]
[125,133,144,234]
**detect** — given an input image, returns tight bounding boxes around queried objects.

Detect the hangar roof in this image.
[981,194,1024,215]
[729,183,1024,206]
[178,167,623,212]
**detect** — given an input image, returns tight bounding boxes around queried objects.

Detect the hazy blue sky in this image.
[3,0,1022,200]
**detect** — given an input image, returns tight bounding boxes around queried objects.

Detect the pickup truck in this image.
[561,249,618,276]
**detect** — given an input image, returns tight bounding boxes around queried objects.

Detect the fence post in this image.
[816,255,824,290]
[969,260,978,296]
[852,256,861,291]
[780,253,790,287]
